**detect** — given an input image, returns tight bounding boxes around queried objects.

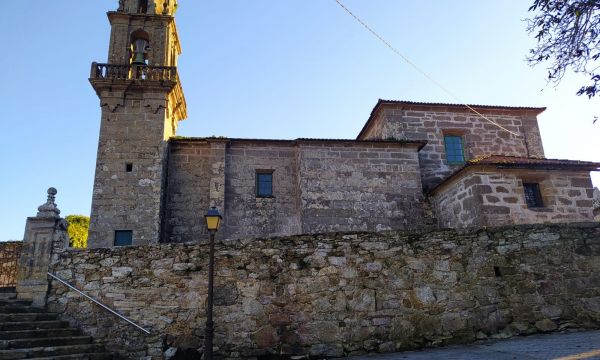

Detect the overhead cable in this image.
[333,0,521,137]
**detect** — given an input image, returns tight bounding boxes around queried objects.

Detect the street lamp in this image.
[203,207,222,360]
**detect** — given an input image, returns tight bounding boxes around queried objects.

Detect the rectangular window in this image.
[125,163,133,172]
[444,135,465,164]
[256,171,273,197]
[523,183,544,208]
[114,230,133,246]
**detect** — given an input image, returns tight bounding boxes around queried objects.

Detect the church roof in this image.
[357,99,547,140]
[171,137,428,150]
[430,155,600,194]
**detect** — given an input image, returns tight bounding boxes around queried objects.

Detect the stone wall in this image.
[297,141,424,233]
[48,223,600,359]
[0,241,22,288]
[432,168,597,228]
[224,141,302,240]
[358,103,545,191]
[163,140,212,243]
[164,139,425,243]
[594,187,600,221]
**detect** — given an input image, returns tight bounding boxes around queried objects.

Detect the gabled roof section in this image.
[430,155,600,195]
[357,99,547,140]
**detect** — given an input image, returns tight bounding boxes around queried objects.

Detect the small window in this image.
[256,171,273,197]
[114,230,133,246]
[138,0,148,13]
[444,135,465,164]
[125,163,133,172]
[523,183,544,208]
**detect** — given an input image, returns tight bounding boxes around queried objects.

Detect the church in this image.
[87,0,600,248]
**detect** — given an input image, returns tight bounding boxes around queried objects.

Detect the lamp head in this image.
[205,207,222,232]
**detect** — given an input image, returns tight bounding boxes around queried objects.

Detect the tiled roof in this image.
[467,155,600,169]
[357,99,547,140]
[171,137,427,150]
[430,155,600,194]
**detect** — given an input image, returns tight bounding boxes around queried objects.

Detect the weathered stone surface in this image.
[358,103,545,191]
[46,223,600,359]
[0,241,22,287]
[433,169,597,228]
[165,139,426,243]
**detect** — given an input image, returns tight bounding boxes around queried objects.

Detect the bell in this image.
[132,51,146,65]
[131,38,149,65]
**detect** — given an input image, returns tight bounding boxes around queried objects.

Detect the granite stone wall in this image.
[432,168,597,228]
[88,91,175,248]
[163,141,213,243]
[48,223,600,359]
[359,105,545,190]
[224,141,302,240]
[164,139,424,243]
[0,241,22,287]
[297,141,424,233]
[593,188,600,221]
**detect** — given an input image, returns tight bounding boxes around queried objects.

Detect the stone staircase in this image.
[0,288,113,360]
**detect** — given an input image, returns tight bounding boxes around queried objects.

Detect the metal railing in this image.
[0,242,22,288]
[48,272,151,334]
[91,62,178,82]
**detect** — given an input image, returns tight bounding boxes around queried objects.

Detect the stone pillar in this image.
[16,188,68,306]
[593,187,600,221]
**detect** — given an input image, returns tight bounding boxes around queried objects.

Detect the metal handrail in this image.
[47,272,151,334]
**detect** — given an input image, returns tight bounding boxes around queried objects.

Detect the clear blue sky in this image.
[0,1,598,241]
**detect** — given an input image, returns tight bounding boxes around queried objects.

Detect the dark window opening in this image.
[444,135,465,164]
[493,266,502,277]
[256,171,273,197]
[523,183,544,208]
[138,0,148,13]
[114,230,133,247]
[126,163,133,172]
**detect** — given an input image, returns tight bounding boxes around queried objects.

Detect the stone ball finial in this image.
[37,187,61,218]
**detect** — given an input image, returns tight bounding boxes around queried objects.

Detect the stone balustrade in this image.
[90,62,179,82]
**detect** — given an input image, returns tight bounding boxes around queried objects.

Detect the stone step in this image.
[0,320,69,331]
[0,328,79,340]
[0,313,58,322]
[0,299,32,307]
[0,344,108,360]
[0,305,45,314]
[0,335,92,350]
[25,353,112,360]
[0,290,16,301]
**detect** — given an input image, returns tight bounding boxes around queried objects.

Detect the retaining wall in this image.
[48,223,600,358]
[0,241,22,288]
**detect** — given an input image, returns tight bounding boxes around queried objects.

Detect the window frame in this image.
[443,135,466,165]
[255,170,274,198]
[523,183,544,208]
[114,230,133,247]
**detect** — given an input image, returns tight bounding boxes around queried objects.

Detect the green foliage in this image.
[527,0,600,119]
[66,215,90,249]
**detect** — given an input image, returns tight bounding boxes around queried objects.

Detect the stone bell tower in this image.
[88,0,187,248]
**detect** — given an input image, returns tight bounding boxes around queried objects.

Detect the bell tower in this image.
[88,0,187,247]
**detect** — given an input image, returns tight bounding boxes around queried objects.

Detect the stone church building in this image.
[88,0,599,248]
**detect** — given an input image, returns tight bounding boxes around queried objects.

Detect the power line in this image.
[333,0,521,137]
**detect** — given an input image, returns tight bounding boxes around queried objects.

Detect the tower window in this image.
[125,163,133,172]
[138,0,148,13]
[256,171,273,198]
[114,230,133,246]
[444,135,465,164]
[523,183,544,208]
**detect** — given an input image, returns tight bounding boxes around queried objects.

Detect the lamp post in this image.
[203,207,222,360]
